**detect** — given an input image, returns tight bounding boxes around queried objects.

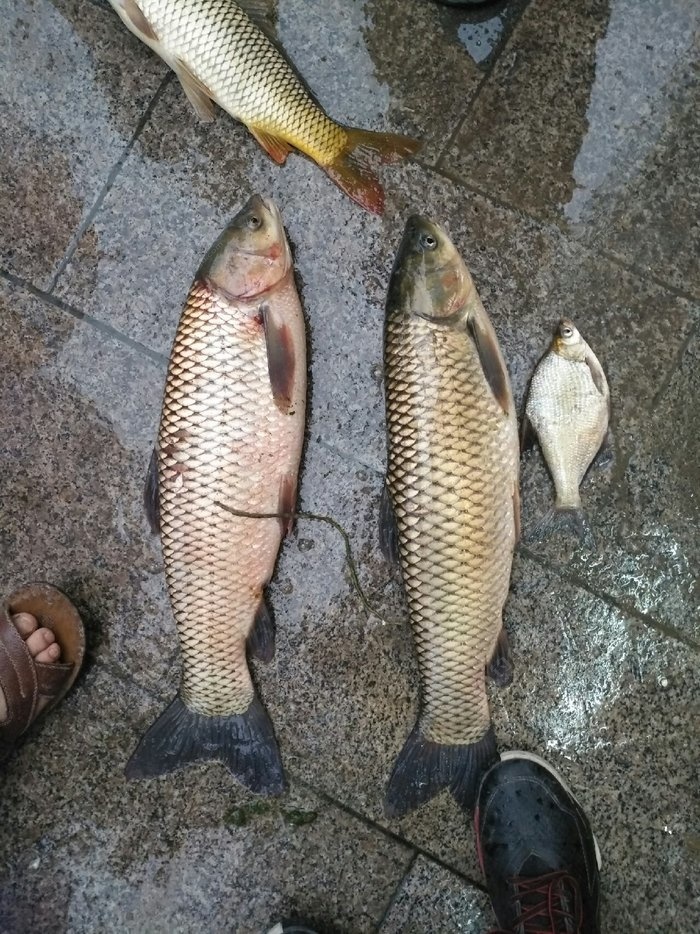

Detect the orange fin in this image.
[249,126,293,165]
[324,127,422,216]
[278,474,297,538]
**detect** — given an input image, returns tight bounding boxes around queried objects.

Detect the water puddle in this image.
[458,14,507,65]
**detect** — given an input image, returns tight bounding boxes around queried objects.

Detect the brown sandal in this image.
[0,583,85,762]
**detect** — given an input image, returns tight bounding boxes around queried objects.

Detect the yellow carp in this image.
[107,0,420,213]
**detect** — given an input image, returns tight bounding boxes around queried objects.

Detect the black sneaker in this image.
[475,752,602,934]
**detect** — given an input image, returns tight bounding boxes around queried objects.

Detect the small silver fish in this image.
[522,319,610,547]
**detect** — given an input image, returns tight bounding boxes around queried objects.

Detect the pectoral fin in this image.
[174,59,216,123]
[249,127,292,165]
[467,310,512,415]
[584,352,607,397]
[262,305,296,414]
[118,0,158,41]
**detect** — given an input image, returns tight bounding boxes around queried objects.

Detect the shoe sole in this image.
[499,750,603,870]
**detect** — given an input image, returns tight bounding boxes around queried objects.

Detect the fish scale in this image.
[139,0,346,160]
[385,309,518,747]
[528,355,606,505]
[158,279,298,717]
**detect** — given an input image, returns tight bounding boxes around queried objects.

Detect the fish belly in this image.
[158,280,304,716]
[528,357,606,506]
[385,316,518,745]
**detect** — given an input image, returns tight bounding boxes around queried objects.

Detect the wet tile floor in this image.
[1,0,698,931]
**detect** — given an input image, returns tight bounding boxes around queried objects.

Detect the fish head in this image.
[553,318,587,361]
[199,195,292,300]
[388,216,472,322]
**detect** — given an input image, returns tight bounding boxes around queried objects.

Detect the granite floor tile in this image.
[0,0,165,288]
[378,856,492,933]
[0,277,176,694]
[443,0,700,296]
[0,666,412,934]
[491,556,700,934]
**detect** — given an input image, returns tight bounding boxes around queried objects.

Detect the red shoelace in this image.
[489,870,583,934]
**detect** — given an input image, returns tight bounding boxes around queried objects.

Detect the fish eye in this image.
[562,326,573,338]
[419,232,437,251]
[247,213,262,230]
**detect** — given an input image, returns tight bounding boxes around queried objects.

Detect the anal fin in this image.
[249,127,293,165]
[486,628,513,687]
[248,595,275,663]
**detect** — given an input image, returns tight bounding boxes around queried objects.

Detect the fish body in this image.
[107,0,419,213]
[126,195,305,792]
[382,217,519,817]
[523,320,609,546]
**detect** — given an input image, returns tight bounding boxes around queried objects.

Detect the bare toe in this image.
[35,642,61,664]
[11,612,38,638]
[25,627,56,659]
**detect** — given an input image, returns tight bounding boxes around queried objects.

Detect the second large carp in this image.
[382,217,519,816]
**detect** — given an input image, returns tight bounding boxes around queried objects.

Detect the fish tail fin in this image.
[124,695,286,795]
[323,127,422,215]
[529,506,595,549]
[384,722,497,818]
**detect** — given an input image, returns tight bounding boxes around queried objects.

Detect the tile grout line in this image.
[0,267,168,366]
[47,71,173,295]
[293,775,488,894]
[519,546,700,651]
[373,849,419,932]
[648,317,698,410]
